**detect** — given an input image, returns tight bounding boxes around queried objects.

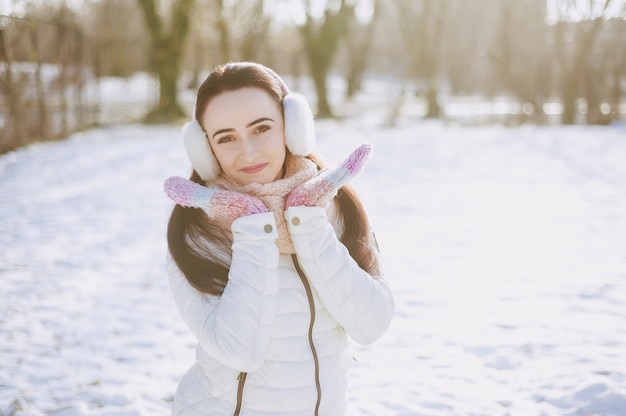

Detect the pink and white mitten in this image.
[164,176,267,223]
[286,143,372,208]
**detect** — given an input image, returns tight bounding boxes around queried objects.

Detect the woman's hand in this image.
[164,176,267,223]
[286,143,372,208]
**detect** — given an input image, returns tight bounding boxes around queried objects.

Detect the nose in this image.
[240,135,259,161]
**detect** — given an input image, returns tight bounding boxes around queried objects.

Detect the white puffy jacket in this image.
[168,205,395,415]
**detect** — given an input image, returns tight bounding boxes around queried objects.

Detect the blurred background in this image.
[1,0,625,154]
[2,2,626,414]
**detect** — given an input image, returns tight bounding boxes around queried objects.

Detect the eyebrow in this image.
[212,117,274,140]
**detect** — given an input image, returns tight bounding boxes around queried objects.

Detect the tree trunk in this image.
[240,0,268,62]
[138,0,194,123]
[300,0,354,118]
[397,0,447,120]
[30,25,49,140]
[145,36,186,123]
[57,21,69,137]
[553,1,613,125]
[0,28,26,149]
[345,0,380,98]
[425,86,440,119]
[217,0,231,62]
[312,65,332,118]
[561,86,577,125]
[424,0,447,120]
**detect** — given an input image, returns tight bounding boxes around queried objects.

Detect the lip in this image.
[240,163,268,174]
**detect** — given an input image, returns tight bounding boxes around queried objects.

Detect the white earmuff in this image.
[182,63,316,182]
[182,119,221,182]
[283,92,315,157]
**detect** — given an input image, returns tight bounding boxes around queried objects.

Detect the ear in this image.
[283,92,315,156]
[182,120,221,181]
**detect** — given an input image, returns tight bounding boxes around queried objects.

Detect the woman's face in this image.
[200,87,287,186]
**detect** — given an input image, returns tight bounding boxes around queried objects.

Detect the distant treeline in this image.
[1,0,625,153]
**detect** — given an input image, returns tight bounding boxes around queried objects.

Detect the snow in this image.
[1,111,625,415]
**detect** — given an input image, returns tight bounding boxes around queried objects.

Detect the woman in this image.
[164,62,394,415]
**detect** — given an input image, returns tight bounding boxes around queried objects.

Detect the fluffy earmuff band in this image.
[283,92,316,157]
[182,64,316,182]
[182,120,221,182]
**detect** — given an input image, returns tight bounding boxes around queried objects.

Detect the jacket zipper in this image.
[233,372,247,416]
[291,254,321,416]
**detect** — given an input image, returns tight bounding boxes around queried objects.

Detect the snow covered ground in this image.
[1,116,625,415]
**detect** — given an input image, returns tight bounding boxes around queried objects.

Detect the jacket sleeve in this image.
[285,206,394,345]
[167,212,280,372]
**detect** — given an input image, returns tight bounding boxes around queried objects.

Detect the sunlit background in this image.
[1,1,626,415]
[1,0,625,152]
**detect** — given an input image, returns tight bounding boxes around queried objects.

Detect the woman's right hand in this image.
[286,143,372,208]
[164,176,268,223]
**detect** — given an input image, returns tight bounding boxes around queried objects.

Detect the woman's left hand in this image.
[164,176,267,222]
[286,143,372,208]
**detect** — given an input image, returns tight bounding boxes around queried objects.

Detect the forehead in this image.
[201,87,282,130]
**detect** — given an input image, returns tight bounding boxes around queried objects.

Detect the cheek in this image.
[211,146,233,169]
[274,140,287,162]
[272,130,287,155]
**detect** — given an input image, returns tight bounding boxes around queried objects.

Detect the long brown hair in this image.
[167,62,379,295]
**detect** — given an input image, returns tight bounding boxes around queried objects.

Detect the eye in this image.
[254,124,271,134]
[216,135,235,144]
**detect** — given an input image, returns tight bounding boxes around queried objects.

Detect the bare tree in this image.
[86,0,149,77]
[552,0,615,124]
[605,19,626,122]
[299,0,355,118]
[396,0,448,119]
[238,0,270,62]
[491,0,548,123]
[28,24,49,139]
[1,6,90,153]
[580,10,625,124]
[187,0,270,71]
[137,0,194,122]
[0,27,27,149]
[215,0,232,62]
[344,0,381,98]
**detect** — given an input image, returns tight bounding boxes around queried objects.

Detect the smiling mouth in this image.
[240,163,268,174]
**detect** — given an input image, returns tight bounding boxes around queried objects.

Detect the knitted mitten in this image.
[164,176,268,223]
[286,143,372,208]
